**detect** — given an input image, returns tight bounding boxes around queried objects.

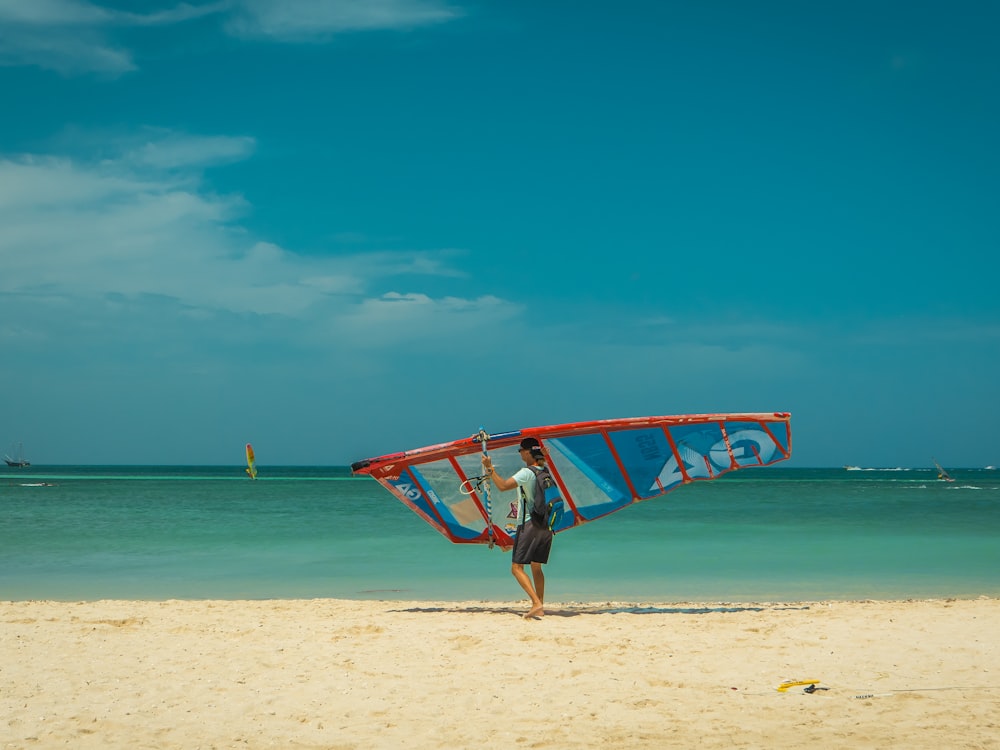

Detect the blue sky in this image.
[1,0,997,468]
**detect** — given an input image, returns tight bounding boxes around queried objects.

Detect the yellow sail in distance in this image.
[245,443,257,480]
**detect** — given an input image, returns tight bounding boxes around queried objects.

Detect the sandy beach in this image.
[2,597,997,749]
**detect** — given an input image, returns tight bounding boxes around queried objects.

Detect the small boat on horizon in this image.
[4,442,30,468]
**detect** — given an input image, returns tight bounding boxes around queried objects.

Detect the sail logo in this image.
[709,429,774,467]
[651,429,776,491]
[635,431,663,462]
[373,463,403,480]
[389,478,422,501]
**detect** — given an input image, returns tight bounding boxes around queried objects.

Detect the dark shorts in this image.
[511,520,553,565]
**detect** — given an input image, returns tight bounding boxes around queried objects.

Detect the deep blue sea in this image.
[2,466,997,603]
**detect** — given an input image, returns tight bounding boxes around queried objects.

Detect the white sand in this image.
[2,597,998,748]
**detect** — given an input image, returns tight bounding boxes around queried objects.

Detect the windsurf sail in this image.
[245,443,257,480]
[932,458,954,482]
[351,412,792,547]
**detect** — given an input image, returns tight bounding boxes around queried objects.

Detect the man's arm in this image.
[483,459,519,492]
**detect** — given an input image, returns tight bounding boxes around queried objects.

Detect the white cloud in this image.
[117,2,230,26]
[0,0,460,75]
[225,0,461,40]
[0,1,137,74]
[0,0,113,25]
[0,133,515,338]
[345,291,519,346]
[0,156,163,210]
[0,27,136,74]
[125,132,257,170]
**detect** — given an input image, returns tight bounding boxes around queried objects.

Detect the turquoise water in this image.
[2,466,998,602]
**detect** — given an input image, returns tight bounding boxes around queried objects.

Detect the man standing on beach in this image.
[482,437,553,619]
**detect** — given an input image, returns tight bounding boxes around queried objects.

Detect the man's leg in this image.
[511,563,543,618]
[530,562,545,606]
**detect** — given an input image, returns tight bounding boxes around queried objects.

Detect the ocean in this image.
[2,466,997,603]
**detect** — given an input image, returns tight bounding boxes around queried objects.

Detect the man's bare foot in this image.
[523,604,544,620]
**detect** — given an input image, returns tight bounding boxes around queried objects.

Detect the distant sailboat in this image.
[4,442,30,468]
[245,443,258,480]
[932,458,955,483]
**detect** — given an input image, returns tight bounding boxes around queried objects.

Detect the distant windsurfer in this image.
[245,443,258,480]
[482,437,553,619]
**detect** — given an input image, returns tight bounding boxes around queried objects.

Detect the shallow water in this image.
[2,466,997,602]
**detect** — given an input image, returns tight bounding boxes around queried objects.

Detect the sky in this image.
[1,0,998,468]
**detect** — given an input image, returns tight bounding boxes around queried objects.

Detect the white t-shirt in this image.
[513,466,538,520]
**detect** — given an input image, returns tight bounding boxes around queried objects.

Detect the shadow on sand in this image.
[392,603,812,617]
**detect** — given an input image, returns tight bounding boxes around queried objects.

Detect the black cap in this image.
[519,437,544,458]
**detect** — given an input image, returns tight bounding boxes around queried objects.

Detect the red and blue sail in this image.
[351,412,792,547]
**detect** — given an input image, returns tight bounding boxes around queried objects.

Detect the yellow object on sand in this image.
[777,679,822,692]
